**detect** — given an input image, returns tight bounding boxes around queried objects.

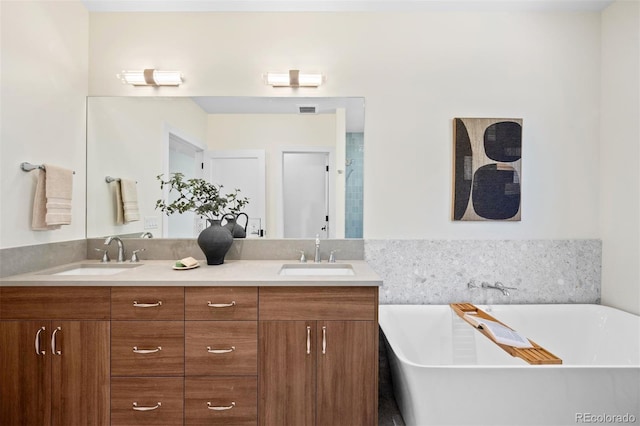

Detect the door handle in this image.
[35,326,46,355]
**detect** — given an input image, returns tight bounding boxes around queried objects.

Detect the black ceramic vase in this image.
[223,213,248,239]
[197,219,234,265]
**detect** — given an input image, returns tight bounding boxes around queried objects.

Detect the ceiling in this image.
[83,0,614,13]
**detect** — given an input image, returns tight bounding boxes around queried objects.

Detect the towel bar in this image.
[21,162,75,174]
[106,176,137,184]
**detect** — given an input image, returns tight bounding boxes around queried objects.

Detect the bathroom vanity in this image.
[0,260,381,426]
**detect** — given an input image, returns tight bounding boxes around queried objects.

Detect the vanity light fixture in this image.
[117,69,183,86]
[265,70,324,87]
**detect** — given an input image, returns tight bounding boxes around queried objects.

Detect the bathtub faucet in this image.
[482,281,516,296]
[467,280,517,296]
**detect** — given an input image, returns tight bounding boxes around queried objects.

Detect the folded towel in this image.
[120,178,140,223]
[32,170,60,230]
[44,164,73,226]
[31,165,73,230]
[114,181,124,225]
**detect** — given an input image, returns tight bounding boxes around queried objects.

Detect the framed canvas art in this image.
[453,117,522,221]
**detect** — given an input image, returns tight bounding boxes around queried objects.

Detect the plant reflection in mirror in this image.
[155,173,249,221]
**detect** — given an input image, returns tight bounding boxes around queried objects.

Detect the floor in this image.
[378,328,406,426]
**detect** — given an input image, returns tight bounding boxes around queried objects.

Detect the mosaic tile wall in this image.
[345,133,364,238]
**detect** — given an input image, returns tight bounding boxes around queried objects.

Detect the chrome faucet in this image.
[314,234,321,263]
[140,232,153,238]
[467,280,517,296]
[104,236,125,262]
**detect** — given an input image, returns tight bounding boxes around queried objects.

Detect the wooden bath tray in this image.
[450,303,562,365]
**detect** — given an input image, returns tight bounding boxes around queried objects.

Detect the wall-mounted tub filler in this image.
[468,280,517,296]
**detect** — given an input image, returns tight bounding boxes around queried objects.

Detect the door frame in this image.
[276,146,336,239]
[202,149,267,237]
[162,122,206,237]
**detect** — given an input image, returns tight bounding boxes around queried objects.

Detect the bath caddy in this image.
[450,303,562,365]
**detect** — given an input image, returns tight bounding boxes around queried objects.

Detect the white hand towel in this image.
[114,181,124,225]
[120,178,140,223]
[44,164,73,226]
[32,170,60,230]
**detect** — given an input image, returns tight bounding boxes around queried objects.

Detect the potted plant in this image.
[155,173,249,265]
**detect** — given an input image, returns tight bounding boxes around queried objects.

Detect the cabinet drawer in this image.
[112,287,184,320]
[111,377,184,426]
[185,377,257,425]
[185,321,257,375]
[111,321,184,376]
[186,287,257,320]
[259,287,378,320]
[0,287,110,320]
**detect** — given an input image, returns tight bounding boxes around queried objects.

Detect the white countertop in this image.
[0,259,382,287]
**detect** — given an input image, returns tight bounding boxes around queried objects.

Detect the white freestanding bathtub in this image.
[379,304,639,426]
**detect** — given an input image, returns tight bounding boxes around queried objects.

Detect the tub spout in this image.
[481,281,516,296]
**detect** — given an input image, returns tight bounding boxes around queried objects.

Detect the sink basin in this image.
[279,263,355,276]
[46,264,142,276]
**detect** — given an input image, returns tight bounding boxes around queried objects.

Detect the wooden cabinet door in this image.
[258,321,315,426]
[51,321,110,426]
[316,321,378,426]
[0,321,52,426]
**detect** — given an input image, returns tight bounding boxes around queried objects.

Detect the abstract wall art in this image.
[453,117,522,221]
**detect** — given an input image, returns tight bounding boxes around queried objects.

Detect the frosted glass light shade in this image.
[118,69,183,86]
[265,70,324,87]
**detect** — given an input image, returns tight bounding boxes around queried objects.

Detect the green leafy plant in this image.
[155,173,249,221]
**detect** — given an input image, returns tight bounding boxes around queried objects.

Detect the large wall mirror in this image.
[86,96,365,239]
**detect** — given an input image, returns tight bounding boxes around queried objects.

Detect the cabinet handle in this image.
[306,326,311,355]
[322,326,327,355]
[207,301,236,308]
[133,301,163,308]
[207,346,235,354]
[207,402,236,411]
[133,346,162,354]
[35,326,46,355]
[51,327,62,355]
[132,402,161,411]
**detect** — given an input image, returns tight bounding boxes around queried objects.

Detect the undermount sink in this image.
[279,263,355,276]
[46,263,142,276]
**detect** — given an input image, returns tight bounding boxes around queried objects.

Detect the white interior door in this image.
[282,151,330,238]
[167,133,203,237]
[203,150,266,237]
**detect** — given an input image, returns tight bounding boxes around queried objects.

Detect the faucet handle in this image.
[130,248,146,263]
[298,250,307,263]
[328,250,339,263]
[94,248,110,263]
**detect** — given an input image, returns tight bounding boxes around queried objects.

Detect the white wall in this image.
[86,97,208,238]
[89,11,602,240]
[600,0,640,315]
[207,113,337,235]
[0,1,88,249]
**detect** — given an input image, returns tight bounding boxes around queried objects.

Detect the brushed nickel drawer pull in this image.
[207,346,235,354]
[207,402,235,411]
[207,301,236,308]
[133,301,163,308]
[133,346,162,354]
[51,327,62,355]
[306,326,311,355]
[133,402,161,411]
[35,326,45,355]
[322,326,327,355]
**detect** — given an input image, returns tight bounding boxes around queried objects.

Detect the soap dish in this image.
[172,263,199,270]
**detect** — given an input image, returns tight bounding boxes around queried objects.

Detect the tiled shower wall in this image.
[345,133,364,238]
[365,239,601,305]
